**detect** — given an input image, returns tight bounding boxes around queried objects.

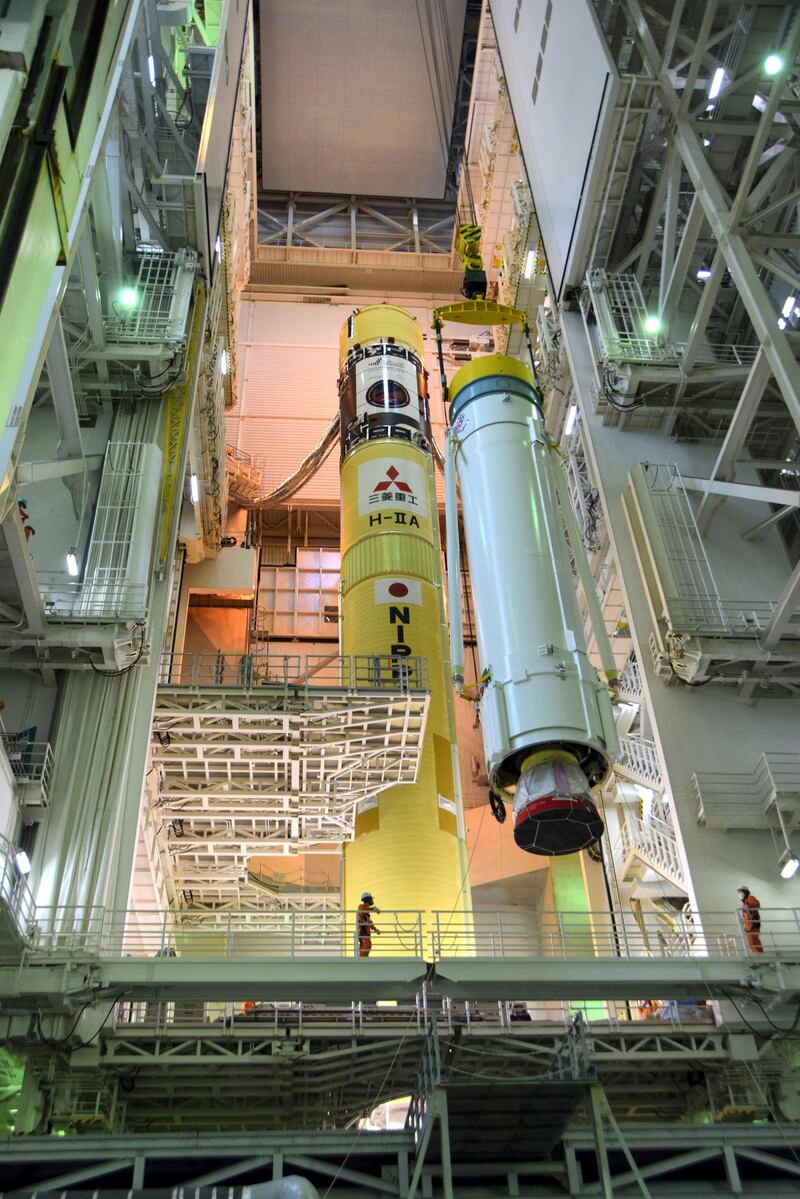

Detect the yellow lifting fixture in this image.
[454,223,486,299]
[431,298,541,407]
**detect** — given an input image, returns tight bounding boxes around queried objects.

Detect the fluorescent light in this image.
[524,250,535,279]
[702,137,712,147]
[708,67,725,99]
[778,317,787,330]
[215,236,222,259]
[764,54,784,77]
[782,295,795,318]
[780,854,799,880]
[147,55,156,86]
[564,404,578,435]
[643,314,661,335]
[14,851,31,876]
[696,268,712,281]
[219,349,229,376]
[119,287,138,309]
[66,550,79,577]
[752,93,767,112]
[189,474,199,504]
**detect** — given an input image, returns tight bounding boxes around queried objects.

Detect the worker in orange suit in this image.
[738,886,763,953]
[356,892,381,957]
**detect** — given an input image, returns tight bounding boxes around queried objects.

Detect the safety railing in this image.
[37,576,150,621]
[693,751,800,828]
[0,835,36,938]
[616,734,663,788]
[429,908,800,960]
[30,908,427,960]
[157,652,429,693]
[112,994,718,1036]
[0,735,53,806]
[667,596,787,637]
[22,906,800,963]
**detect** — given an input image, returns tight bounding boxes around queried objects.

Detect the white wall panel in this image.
[492,0,617,299]
[231,301,452,506]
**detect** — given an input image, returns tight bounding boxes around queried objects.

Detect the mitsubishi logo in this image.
[371,465,412,496]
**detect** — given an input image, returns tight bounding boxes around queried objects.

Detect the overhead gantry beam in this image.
[2,954,797,1006]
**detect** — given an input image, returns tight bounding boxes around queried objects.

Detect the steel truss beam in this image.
[3,1125,800,1196]
[623,1,800,436]
[256,193,456,254]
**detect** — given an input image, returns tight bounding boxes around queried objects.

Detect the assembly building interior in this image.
[2,0,800,1194]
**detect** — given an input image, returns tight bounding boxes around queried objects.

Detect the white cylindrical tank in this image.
[447,355,618,855]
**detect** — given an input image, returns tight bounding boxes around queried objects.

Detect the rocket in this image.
[338,305,470,922]
[444,354,619,855]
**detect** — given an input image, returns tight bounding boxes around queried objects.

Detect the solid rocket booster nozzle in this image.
[511,750,604,856]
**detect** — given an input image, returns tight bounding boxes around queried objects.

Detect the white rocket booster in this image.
[444,354,619,855]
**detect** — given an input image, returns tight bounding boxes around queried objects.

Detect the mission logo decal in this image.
[355,351,420,420]
[365,379,410,409]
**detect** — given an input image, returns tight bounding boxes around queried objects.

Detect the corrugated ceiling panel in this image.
[260,0,466,197]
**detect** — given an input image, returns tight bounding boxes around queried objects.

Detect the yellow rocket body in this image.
[338,307,469,928]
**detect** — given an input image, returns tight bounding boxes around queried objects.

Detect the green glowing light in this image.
[118,287,138,308]
[764,54,784,76]
[643,314,662,335]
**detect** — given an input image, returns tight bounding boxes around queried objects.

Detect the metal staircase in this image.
[615,651,642,702]
[226,445,263,505]
[617,805,686,892]
[615,734,663,789]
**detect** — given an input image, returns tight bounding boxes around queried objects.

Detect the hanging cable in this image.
[668,658,720,687]
[89,624,147,677]
[247,416,339,509]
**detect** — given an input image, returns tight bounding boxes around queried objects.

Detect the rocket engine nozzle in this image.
[511,751,604,856]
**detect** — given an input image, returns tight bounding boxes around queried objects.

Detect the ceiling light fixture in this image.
[14,851,31,876]
[764,54,784,76]
[66,550,79,577]
[147,54,156,86]
[773,808,799,879]
[779,849,799,880]
[708,67,725,100]
[215,236,222,259]
[564,404,578,436]
[524,250,535,280]
[782,295,796,318]
[696,267,712,281]
[219,349,229,376]
[643,314,662,335]
[118,287,138,309]
[189,474,199,504]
